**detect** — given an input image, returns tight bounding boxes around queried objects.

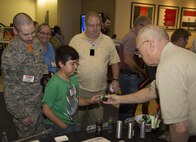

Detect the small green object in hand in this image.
[99,96,108,101]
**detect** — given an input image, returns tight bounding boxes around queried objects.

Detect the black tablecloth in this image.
[40,125,167,142]
[14,122,196,142]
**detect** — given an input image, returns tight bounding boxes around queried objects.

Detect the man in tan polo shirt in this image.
[69,11,120,129]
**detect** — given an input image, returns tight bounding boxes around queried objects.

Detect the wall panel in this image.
[115,0,196,48]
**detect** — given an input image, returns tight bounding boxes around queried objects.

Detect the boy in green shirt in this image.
[42,45,100,136]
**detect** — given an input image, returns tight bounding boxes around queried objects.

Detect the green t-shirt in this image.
[42,74,79,126]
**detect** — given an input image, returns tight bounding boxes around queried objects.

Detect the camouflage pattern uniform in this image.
[1,36,47,138]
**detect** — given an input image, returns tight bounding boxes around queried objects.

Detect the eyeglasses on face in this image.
[87,24,101,29]
[39,31,51,36]
[136,40,149,54]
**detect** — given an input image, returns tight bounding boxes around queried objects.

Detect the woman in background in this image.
[37,23,57,74]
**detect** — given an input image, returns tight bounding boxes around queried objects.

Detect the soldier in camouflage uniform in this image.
[1,13,47,138]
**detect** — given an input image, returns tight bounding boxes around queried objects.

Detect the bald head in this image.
[13,13,33,32]
[136,25,169,66]
[12,13,35,45]
[137,25,169,41]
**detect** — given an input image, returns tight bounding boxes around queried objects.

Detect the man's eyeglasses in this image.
[136,40,149,55]
[87,24,101,29]
[39,32,51,36]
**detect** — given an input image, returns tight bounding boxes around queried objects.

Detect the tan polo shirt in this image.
[69,32,120,92]
[156,42,196,135]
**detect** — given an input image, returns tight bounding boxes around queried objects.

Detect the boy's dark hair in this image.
[55,45,79,68]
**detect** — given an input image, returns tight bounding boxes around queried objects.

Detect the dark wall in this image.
[58,0,115,43]
[58,0,82,43]
[81,0,115,37]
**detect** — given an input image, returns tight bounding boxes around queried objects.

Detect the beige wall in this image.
[115,0,196,48]
[0,0,35,26]
[0,0,195,47]
[0,0,79,43]
[35,0,58,27]
[0,0,58,28]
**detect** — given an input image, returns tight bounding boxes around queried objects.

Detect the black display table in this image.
[40,125,167,142]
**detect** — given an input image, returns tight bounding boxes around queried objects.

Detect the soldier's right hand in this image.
[22,117,32,126]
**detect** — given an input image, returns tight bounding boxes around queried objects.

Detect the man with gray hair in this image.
[69,11,120,129]
[1,13,46,138]
[118,15,152,121]
[105,25,196,142]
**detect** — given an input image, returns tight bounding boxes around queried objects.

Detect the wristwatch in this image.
[112,78,119,81]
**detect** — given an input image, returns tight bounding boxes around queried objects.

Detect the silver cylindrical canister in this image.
[116,120,122,139]
[140,121,146,138]
[128,122,133,139]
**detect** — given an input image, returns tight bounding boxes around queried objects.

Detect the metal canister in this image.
[116,120,122,139]
[140,121,146,138]
[96,118,102,136]
[128,122,133,139]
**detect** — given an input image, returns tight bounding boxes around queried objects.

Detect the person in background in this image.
[69,11,120,129]
[104,25,196,142]
[33,21,39,31]
[37,23,57,74]
[42,45,100,136]
[190,39,196,53]
[101,15,114,83]
[171,28,191,48]
[118,15,152,122]
[50,25,65,51]
[1,13,46,138]
[101,16,111,36]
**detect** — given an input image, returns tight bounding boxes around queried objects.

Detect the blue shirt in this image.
[44,42,57,73]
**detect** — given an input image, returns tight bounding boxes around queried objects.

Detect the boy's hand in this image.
[89,95,100,104]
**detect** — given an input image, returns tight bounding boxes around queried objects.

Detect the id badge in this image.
[51,62,56,67]
[90,49,95,56]
[69,85,77,96]
[23,75,34,82]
